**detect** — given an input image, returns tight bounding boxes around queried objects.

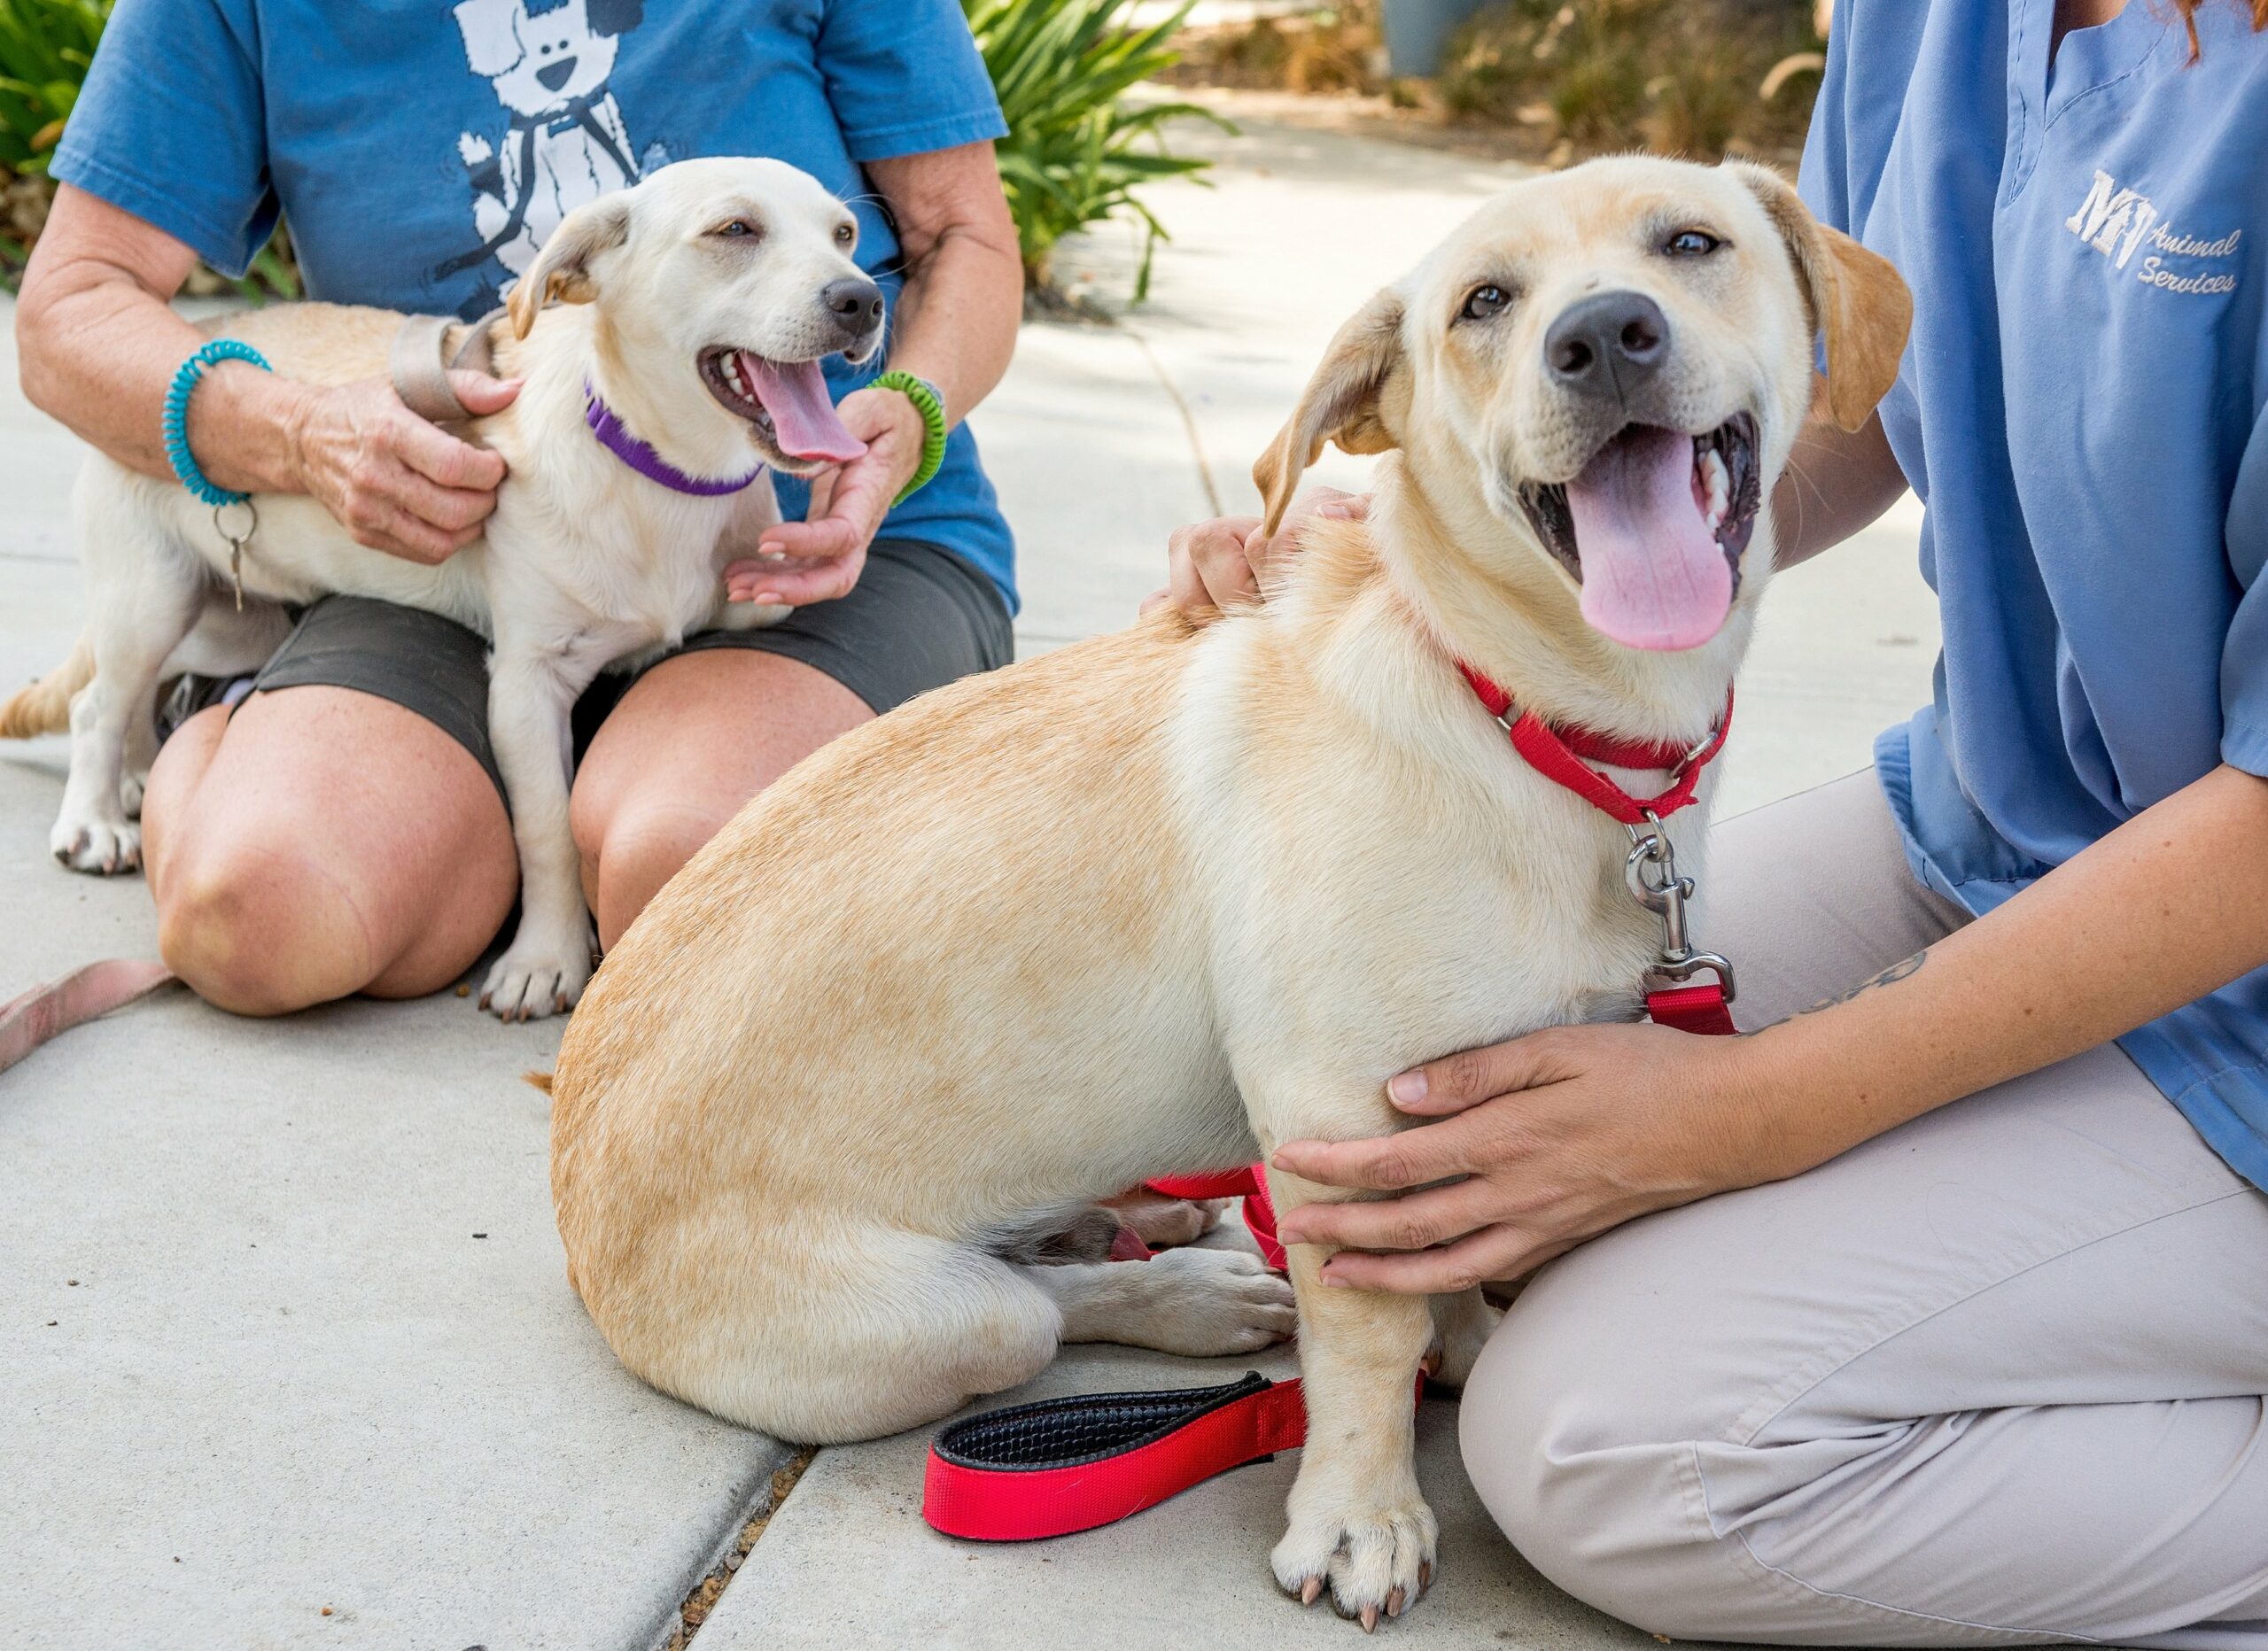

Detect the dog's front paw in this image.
[1142,1247,1298,1354]
[50,812,141,876]
[479,932,594,1022]
[1272,1486,1439,1631]
[120,769,149,821]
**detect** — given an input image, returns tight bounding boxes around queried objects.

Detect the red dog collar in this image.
[1456,664,1732,826]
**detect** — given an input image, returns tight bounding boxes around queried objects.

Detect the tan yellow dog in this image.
[548,155,1908,1627]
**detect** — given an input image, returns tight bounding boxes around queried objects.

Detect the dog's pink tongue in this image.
[743,354,867,464]
[1564,426,1731,651]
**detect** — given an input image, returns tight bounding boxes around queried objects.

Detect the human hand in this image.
[723,385,924,607]
[1270,1022,1783,1292]
[284,373,520,562]
[1142,486,1371,617]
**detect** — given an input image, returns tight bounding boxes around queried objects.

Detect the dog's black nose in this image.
[1544,291,1670,399]
[822,278,885,335]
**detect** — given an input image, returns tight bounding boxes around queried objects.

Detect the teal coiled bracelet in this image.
[162,339,271,508]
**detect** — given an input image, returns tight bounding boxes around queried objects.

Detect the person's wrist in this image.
[882,388,927,485]
[1655,1032,1783,1193]
[194,365,310,496]
[1706,1022,1845,1185]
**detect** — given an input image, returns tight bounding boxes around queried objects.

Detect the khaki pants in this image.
[1461,771,2268,1647]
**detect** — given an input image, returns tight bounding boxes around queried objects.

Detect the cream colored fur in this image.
[548,158,1910,1624]
[9,157,879,1019]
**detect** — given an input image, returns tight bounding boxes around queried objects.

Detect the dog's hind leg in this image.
[52,480,206,874]
[1023,1246,1296,1357]
[644,1225,1072,1444]
[118,596,294,818]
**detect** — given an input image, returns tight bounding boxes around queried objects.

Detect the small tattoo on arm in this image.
[1787,948,1929,1021]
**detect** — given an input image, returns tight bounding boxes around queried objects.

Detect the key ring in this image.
[213,499,258,611]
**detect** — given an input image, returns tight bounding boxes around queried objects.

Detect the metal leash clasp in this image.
[213,499,258,611]
[1624,809,1736,1002]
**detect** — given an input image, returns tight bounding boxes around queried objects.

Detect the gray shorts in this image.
[181,538,1012,801]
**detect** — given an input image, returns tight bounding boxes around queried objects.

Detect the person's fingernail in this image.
[1278,1226,1304,1245]
[1322,1270,1350,1288]
[757,549,786,562]
[1388,1070,1428,1105]
[752,593,782,605]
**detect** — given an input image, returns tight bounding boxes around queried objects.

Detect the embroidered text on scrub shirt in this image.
[2065,169,2243,295]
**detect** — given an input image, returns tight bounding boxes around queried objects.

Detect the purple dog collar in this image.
[584,382,763,496]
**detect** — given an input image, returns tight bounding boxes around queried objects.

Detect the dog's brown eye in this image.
[834,222,856,246]
[1461,283,1510,322]
[1665,229,1721,257]
[717,220,758,240]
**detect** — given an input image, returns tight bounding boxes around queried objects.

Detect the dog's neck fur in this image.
[1264,455,1759,765]
[493,304,771,493]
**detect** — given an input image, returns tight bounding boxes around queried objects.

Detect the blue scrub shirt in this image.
[53,0,1019,612]
[1801,0,2268,1186]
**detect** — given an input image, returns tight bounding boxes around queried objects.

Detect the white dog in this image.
[2,158,883,1021]
[547,157,1910,1626]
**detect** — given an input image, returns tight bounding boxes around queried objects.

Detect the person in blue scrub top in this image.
[1166,0,2268,1637]
[16,0,1021,1012]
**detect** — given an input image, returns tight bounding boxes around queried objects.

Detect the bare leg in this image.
[143,688,517,1015]
[570,648,869,949]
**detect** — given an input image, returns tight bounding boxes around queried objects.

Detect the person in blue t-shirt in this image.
[1167,0,2268,1637]
[16,0,1021,1011]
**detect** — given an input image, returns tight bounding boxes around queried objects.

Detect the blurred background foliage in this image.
[966,0,1230,306]
[0,0,299,296]
[1167,0,1825,167]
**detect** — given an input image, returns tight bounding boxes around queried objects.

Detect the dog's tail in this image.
[0,635,94,740]
[524,1069,555,1095]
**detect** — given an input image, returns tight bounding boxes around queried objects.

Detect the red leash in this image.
[921,669,1740,1542]
[924,1372,1309,1541]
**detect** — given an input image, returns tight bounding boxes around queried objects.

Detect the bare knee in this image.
[156,834,377,1016]
[576,791,737,947]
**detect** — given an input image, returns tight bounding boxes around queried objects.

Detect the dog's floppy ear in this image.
[1253,288,1405,536]
[452,0,525,77]
[508,194,633,338]
[1728,161,1912,432]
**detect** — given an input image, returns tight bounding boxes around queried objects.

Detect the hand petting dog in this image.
[723,382,928,607]
[285,370,522,563]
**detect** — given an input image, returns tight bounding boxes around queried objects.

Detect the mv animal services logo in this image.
[2064,169,2243,297]
[437,0,672,302]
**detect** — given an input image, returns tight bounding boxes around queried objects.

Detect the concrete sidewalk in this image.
[0,107,1936,1651]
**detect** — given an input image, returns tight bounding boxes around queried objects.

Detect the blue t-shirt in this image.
[1802,0,2268,1187]
[53,0,1018,610]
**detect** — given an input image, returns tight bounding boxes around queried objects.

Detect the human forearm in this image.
[1768,391,1907,569]
[18,183,309,492]
[1736,763,2268,1174]
[1273,763,2268,1291]
[866,143,1021,426]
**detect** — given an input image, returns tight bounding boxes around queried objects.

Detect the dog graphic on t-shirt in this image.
[442,0,667,291]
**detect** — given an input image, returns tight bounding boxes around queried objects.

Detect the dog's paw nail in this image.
[1361,1604,1379,1633]
[1387,1588,1405,1618]
[1301,1577,1324,1607]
